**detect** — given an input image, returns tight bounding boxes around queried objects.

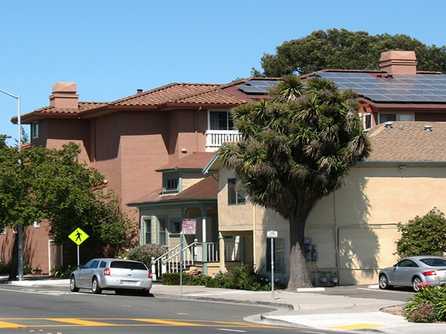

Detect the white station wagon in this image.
[70,258,152,295]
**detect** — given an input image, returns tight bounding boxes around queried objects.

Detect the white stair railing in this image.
[151,240,220,281]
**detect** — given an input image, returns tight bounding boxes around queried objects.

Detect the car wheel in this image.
[412,277,423,292]
[91,277,102,294]
[139,289,151,297]
[379,274,391,289]
[70,276,79,292]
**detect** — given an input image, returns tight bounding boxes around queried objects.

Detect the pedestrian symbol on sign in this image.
[68,227,89,246]
[68,227,90,268]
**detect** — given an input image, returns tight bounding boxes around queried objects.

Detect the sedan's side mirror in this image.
[393,265,398,270]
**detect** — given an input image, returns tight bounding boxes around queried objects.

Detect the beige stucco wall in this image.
[217,164,446,285]
[181,173,205,191]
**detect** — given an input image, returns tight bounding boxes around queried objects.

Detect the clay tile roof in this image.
[157,152,216,171]
[177,89,247,105]
[112,83,221,107]
[367,121,446,162]
[16,101,108,123]
[129,176,217,205]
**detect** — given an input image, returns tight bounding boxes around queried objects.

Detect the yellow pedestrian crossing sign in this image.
[68,227,89,246]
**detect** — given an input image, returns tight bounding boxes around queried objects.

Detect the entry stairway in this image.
[151,238,219,281]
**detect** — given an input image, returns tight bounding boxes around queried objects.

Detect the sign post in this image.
[68,227,90,268]
[267,230,278,298]
[179,231,184,296]
[180,219,196,297]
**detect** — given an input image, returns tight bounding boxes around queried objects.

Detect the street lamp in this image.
[0,88,23,281]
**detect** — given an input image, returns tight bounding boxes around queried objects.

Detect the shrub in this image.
[126,244,168,267]
[397,208,446,257]
[162,272,181,285]
[0,262,10,275]
[52,264,77,279]
[161,265,273,291]
[405,286,446,322]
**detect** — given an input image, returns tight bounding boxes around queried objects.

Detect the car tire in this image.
[70,276,79,292]
[139,289,151,297]
[412,277,423,292]
[91,277,102,294]
[379,274,391,289]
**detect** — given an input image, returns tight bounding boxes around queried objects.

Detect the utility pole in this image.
[0,89,23,281]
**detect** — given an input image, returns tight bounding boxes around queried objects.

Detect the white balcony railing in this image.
[205,130,241,150]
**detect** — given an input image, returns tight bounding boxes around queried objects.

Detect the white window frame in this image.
[33,221,41,228]
[207,110,234,131]
[31,122,39,139]
[362,113,372,130]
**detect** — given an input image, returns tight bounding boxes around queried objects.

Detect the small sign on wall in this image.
[182,219,197,235]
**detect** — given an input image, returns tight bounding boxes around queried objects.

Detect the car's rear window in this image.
[110,261,147,270]
[420,258,446,267]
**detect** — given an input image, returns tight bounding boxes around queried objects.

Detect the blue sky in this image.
[1,0,445,143]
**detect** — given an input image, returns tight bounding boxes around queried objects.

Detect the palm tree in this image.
[220,76,370,289]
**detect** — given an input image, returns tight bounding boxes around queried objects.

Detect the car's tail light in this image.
[422,271,437,276]
[148,271,153,279]
[104,268,111,276]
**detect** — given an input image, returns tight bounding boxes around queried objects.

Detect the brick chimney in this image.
[49,82,79,108]
[379,50,417,75]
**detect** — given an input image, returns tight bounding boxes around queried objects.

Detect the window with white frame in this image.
[30,122,39,139]
[362,113,372,130]
[378,113,414,124]
[209,111,234,130]
[33,221,40,228]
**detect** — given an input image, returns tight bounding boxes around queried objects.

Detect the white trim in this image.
[207,109,232,131]
[362,112,372,130]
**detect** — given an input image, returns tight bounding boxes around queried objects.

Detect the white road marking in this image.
[357,287,413,294]
[218,329,247,333]
[176,313,189,315]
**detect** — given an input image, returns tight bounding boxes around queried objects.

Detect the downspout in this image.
[333,191,340,284]
[252,204,256,271]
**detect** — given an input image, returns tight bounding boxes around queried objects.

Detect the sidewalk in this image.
[4,279,446,333]
[153,285,446,333]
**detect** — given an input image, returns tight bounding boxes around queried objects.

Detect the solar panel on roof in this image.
[318,71,446,103]
[239,80,278,94]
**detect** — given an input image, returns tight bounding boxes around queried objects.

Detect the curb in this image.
[155,293,294,310]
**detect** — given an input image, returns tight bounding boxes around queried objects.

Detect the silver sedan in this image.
[70,258,152,295]
[379,256,446,292]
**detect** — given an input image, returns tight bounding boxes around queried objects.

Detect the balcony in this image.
[205,130,242,151]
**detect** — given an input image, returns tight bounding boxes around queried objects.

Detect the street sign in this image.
[68,227,89,246]
[267,230,278,238]
[182,219,196,235]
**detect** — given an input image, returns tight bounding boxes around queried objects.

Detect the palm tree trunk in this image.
[287,210,312,290]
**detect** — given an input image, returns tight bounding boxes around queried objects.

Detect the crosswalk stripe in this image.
[0,320,25,329]
[133,318,203,327]
[47,318,115,327]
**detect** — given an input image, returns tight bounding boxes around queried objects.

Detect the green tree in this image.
[257,29,446,76]
[397,208,446,257]
[220,76,370,289]
[0,141,129,270]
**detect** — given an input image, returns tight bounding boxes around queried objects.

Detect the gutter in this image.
[358,160,446,167]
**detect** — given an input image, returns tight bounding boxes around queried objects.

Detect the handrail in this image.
[164,241,199,262]
[152,242,182,264]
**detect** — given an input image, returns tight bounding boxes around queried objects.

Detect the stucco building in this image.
[209,121,446,285]
[3,50,446,281]
[1,78,276,274]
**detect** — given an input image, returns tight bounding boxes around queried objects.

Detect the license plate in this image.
[120,280,137,285]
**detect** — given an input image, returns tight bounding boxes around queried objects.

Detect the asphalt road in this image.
[0,286,347,334]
